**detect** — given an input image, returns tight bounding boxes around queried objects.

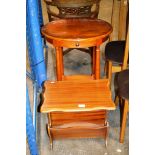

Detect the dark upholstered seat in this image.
[105,41,128,64]
[104,29,129,86]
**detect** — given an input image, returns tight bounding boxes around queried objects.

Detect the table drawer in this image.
[52,37,109,48]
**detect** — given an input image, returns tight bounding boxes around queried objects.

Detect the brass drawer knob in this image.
[75,42,80,47]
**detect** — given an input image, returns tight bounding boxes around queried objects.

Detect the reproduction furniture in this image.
[41,18,113,80]
[44,0,101,72]
[116,69,129,143]
[41,79,115,147]
[40,18,115,148]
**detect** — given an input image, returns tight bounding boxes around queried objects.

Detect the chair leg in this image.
[114,95,119,107]
[120,99,129,143]
[107,61,112,87]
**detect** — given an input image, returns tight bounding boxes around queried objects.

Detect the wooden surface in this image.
[62,75,94,81]
[47,111,109,140]
[44,2,101,79]
[47,110,109,141]
[122,28,129,70]
[120,99,128,143]
[41,79,115,113]
[49,111,107,126]
[42,19,112,80]
[41,19,113,145]
[49,124,108,139]
[42,19,112,43]
[118,0,128,40]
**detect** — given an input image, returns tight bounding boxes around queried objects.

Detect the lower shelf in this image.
[47,121,109,140]
[49,111,107,126]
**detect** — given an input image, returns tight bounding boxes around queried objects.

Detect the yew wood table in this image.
[41,79,115,148]
[41,18,113,80]
[41,19,115,148]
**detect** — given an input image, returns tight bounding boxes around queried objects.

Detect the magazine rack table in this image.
[40,19,115,148]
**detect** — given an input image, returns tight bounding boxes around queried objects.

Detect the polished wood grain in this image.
[49,111,107,126]
[41,79,115,145]
[41,79,116,113]
[42,19,112,44]
[42,19,112,81]
[41,19,113,147]
[62,75,94,81]
[95,46,100,79]
[55,46,63,81]
[47,110,109,143]
[44,0,101,76]
[92,46,96,74]
[49,124,108,139]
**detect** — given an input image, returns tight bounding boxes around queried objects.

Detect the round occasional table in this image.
[41,18,112,81]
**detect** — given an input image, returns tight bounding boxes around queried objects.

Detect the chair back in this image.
[110,0,128,41]
[44,0,101,21]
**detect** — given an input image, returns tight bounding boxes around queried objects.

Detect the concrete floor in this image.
[26,0,129,154]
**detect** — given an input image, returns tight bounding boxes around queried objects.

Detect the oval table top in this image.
[41,19,112,41]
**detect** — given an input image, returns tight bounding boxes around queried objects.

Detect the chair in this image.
[103,0,129,86]
[104,27,129,86]
[116,69,129,143]
[44,0,101,21]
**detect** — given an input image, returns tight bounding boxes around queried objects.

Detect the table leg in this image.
[95,46,100,79]
[55,46,63,81]
[105,124,109,148]
[47,124,53,149]
[104,112,108,147]
[47,113,53,149]
[92,46,96,76]
[59,47,64,76]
